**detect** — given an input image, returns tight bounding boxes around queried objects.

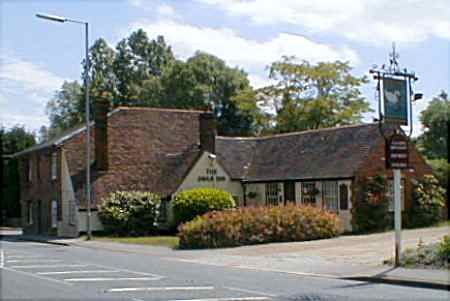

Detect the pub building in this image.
[13,103,432,237]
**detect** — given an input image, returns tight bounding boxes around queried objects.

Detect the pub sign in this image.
[386,134,409,169]
[383,78,408,125]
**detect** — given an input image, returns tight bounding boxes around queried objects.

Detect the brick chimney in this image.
[199,112,216,154]
[94,99,109,171]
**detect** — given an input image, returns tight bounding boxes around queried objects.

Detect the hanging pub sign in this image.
[386,133,409,169]
[383,78,408,125]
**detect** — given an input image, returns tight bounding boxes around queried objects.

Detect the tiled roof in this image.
[216,123,382,182]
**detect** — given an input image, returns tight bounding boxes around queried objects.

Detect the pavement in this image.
[1,233,449,301]
[3,225,449,292]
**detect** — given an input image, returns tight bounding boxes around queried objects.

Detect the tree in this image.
[113,30,174,105]
[417,91,449,160]
[259,56,370,133]
[1,126,36,223]
[46,81,83,137]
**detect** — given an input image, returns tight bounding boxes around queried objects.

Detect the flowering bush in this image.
[172,188,236,226]
[409,175,446,227]
[178,204,343,249]
[98,191,160,236]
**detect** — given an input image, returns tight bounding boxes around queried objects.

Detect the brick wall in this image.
[19,148,60,235]
[353,135,433,211]
[63,108,202,207]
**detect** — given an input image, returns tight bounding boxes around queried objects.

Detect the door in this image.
[284,181,296,204]
[37,200,42,234]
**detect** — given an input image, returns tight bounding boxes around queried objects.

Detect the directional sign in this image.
[386,134,409,169]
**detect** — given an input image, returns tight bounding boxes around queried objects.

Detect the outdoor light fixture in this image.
[413,93,423,101]
[36,12,92,240]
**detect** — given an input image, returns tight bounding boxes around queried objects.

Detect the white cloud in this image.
[197,0,450,45]
[127,19,359,88]
[0,55,67,131]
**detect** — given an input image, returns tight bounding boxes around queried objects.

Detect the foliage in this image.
[397,237,449,269]
[352,175,391,233]
[257,56,371,133]
[1,126,36,221]
[408,175,446,228]
[98,191,161,236]
[427,159,449,192]
[91,235,179,249]
[178,204,343,249]
[416,91,449,160]
[172,188,236,226]
[45,81,84,138]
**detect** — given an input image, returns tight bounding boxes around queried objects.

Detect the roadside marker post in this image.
[370,43,421,267]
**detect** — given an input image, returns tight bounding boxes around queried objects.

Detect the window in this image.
[322,181,338,212]
[158,197,170,223]
[28,158,33,183]
[265,183,279,205]
[69,200,76,225]
[51,152,57,180]
[339,184,349,211]
[302,182,316,204]
[51,200,58,228]
[27,202,33,225]
[387,179,405,211]
[36,156,41,181]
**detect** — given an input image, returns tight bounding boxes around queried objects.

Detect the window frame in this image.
[265,183,280,206]
[27,201,33,225]
[301,181,316,204]
[51,152,57,181]
[339,184,349,211]
[322,181,338,212]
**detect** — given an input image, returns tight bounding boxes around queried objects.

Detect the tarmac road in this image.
[1,237,448,301]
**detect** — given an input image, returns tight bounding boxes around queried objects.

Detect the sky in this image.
[1,0,449,137]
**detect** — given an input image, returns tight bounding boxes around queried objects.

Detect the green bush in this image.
[408,175,446,228]
[178,204,343,249]
[353,175,391,233]
[437,235,450,264]
[172,188,235,226]
[98,191,160,236]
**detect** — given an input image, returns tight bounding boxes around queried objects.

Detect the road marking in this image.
[0,249,4,268]
[7,259,62,263]
[90,263,164,279]
[37,270,121,275]
[163,297,271,301]
[11,264,89,269]
[64,277,160,282]
[6,255,44,259]
[0,266,72,286]
[107,286,214,293]
[223,287,277,298]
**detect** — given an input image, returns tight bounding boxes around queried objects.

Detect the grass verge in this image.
[84,235,179,249]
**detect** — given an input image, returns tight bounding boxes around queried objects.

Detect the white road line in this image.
[11,264,89,269]
[90,263,165,279]
[0,249,4,268]
[7,259,62,263]
[223,287,277,298]
[37,270,121,275]
[163,297,271,301]
[107,286,214,293]
[64,277,160,282]
[6,255,44,259]
[0,266,72,286]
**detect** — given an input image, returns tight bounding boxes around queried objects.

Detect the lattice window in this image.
[265,183,279,206]
[302,182,316,204]
[322,181,338,212]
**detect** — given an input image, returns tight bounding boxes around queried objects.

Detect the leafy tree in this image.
[417,91,449,160]
[259,56,370,133]
[1,126,36,223]
[46,81,83,137]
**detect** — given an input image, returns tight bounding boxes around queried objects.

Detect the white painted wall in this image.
[176,152,243,202]
[78,211,104,232]
[58,150,80,237]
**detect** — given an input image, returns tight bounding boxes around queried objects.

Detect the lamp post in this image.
[36,13,92,240]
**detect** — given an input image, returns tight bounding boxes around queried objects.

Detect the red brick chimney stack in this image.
[199,112,216,154]
[94,99,109,171]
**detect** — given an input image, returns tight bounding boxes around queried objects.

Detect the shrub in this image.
[98,191,160,236]
[172,188,235,226]
[178,204,343,249]
[408,175,446,228]
[353,175,391,233]
[437,235,450,264]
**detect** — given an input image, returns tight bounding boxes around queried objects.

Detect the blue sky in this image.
[1,0,449,137]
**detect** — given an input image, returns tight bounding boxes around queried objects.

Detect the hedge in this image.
[98,191,160,236]
[172,188,235,226]
[178,204,343,249]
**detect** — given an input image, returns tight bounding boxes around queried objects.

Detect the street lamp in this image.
[36,13,92,240]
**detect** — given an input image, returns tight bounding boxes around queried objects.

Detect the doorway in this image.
[284,181,296,204]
